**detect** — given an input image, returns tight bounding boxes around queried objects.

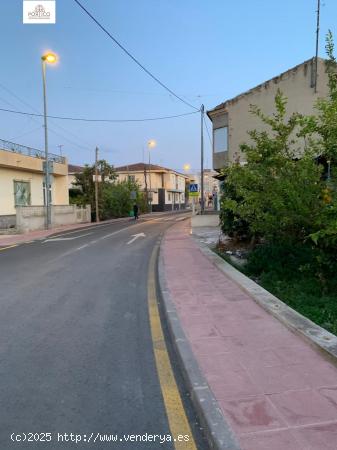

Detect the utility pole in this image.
[95,146,100,223]
[143,147,149,209]
[200,104,205,214]
[314,0,321,93]
[148,151,152,213]
[42,59,51,229]
[58,144,64,157]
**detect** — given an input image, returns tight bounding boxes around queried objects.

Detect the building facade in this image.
[68,164,84,190]
[207,57,330,171]
[114,163,188,212]
[0,138,69,228]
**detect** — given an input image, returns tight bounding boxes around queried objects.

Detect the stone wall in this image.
[0,215,16,229]
[15,205,91,233]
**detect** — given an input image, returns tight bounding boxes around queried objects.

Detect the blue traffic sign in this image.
[189,183,198,192]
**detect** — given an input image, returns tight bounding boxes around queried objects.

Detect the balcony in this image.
[0,138,67,176]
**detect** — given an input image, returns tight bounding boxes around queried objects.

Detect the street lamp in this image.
[41,51,57,229]
[147,139,156,212]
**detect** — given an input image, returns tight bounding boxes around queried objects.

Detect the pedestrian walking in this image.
[133,203,139,220]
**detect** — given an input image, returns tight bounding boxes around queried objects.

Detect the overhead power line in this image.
[0,106,198,123]
[0,82,93,151]
[72,0,200,112]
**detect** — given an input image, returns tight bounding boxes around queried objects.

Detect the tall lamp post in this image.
[41,51,57,229]
[147,139,156,212]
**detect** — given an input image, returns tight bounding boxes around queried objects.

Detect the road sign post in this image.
[189,184,199,215]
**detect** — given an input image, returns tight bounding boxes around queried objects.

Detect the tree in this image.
[301,31,337,165]
[220,90,324,242]
[101,180,145,219]
[70,160,117,220]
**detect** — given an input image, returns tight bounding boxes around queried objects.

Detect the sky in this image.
[0,0,336,173]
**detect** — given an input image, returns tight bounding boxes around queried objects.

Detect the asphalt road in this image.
[0,212,206,450]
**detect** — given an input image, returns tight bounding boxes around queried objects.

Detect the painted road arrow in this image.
[127,233,146,245]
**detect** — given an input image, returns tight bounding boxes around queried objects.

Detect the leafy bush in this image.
[243,241,337,335]
[101,181,143,219]
[220,90,324,243]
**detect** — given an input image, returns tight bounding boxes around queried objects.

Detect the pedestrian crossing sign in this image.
[189,183,199,197]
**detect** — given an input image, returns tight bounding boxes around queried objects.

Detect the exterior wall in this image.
[0,147,69,216]
[117,171,163,191]
[0,215,16,229]
[16,204,91,233]
[53,175,69,205]
[0,168,44,215]
[209,58,330,169]
[0,167,69,216]
[116,169,187,207]
[68,173,77,189]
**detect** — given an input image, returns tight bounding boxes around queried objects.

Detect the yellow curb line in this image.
[0,244,18,251]
[148,243,197,450]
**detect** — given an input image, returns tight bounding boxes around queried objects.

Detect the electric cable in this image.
[0,106,199,123]
[72,0,200,112]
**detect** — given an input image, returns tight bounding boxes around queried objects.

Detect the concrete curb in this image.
[194,239,337,364]
[157,242,241,450]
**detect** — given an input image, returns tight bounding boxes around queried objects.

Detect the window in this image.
[43,182,52,205]
[213,127,228,153]
[14,181,31,206]
[128,175,135,183]
[168,193,172,201]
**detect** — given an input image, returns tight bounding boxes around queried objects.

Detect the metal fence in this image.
[0,138,65,164]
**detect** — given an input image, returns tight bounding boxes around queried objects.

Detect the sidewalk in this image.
[161,220,337,450]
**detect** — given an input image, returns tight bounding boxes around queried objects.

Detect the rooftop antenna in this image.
[314,0,321,93]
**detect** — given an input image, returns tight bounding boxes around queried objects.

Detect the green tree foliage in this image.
[101,180,145,220]
[69,161,145,219]
[220,32,337,291]
[304,31,337,277]
[220,90,324,242]
[301,31,337,164]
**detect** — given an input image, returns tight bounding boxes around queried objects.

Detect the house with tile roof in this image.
[114,163,188,211]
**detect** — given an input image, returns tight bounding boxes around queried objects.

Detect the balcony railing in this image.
[0,138,65,164]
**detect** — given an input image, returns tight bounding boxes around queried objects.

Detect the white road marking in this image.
[127,233,146,245]
[77,244,89,250]
[43,232,93,243]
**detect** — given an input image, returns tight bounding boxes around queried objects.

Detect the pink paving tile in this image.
[210,375,262,400]
[163,222,337,448]
[238,329,301,351]
[177,306,210,317]
[197,356,263,399]
[191,336,235,355]
[246,364,311,394]
[185,323,219,339]
[219,395,286,434]
[269,389,337,426]
[319,386,337,408]
[301,361,337,389]
[293,421,337,450]
[239,429,306,450]
[237,345,321,370]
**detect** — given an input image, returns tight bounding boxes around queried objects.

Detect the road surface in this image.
[0,212,206,449]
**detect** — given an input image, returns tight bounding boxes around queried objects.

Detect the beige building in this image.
[0,138,69,228]
[207,57,330,170]
[68,164,84,190]
[115,163,188,211]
